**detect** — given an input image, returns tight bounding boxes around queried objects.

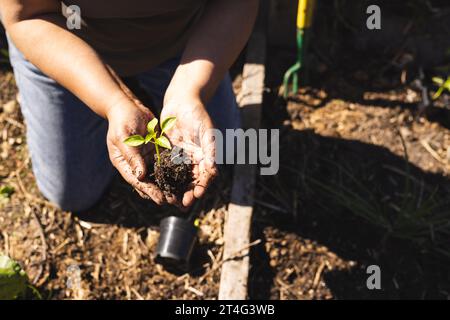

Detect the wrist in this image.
[164,87,203,107]
[164,67,205,107]
[104,92,139,121]
[163,97,206,120]
[103,91,126,120]
[163,91,205,117]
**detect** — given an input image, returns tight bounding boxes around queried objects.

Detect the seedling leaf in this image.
[432,76,450,99]
[147,118,158,134]
[155,136,171,149]
[432,77,444,85]
[160,116,176,135]
[123,135,145,146]
[145,132,156,144]
[124,118,176,165]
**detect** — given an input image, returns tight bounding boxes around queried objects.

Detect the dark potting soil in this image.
[154,148,192,198]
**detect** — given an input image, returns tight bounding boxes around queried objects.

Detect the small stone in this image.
[269,249,278,259]
[1,141,8,159]
[2,100,17,114]
[146,228,159,249]
[269,259,277,268]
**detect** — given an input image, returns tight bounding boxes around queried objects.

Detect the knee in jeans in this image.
[38,176,111,212]
[54,193,100,212]
[44,187,102,212]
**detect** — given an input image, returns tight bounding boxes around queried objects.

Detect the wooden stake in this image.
[218,2,267,300]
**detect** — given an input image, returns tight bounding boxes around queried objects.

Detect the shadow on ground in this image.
[248,124,450,299]
[248,14,450,295]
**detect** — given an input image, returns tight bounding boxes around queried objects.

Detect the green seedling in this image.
[123,117,176,165]
[432,76,450,99]
[0,185,14,199]
[0,255,28,300]
[0,185,14,205]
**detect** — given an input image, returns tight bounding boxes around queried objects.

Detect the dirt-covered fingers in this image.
[194,137,217,199]
[132,180,165,205]
[111,154,165,205]
[194,163,217,199]
[115,138,148,180]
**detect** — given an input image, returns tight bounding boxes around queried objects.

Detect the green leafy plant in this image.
[432,76,450,99]
[0,255,28,300]
[0,185,14,199]
[0,185,14,205]
[123,117,176,165]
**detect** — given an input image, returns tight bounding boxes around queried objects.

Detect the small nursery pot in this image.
[155,216,198,270]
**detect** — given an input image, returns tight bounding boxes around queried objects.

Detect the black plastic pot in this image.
[155,216,198,271]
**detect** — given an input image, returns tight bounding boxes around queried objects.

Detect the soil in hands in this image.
[154,148,192,198]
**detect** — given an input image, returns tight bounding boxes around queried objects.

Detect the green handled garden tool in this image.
[283,0,316,98]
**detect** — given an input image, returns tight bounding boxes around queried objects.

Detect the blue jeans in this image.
[8,39,240,212]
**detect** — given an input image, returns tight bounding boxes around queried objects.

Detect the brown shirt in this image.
[62,0,206,76]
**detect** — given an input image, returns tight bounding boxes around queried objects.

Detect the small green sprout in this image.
[0,185,14,199]
[432,76,450,99]
[0,255,28,300]
[123,117,176,165]
[0,185,14,204]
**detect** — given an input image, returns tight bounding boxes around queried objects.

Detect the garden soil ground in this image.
[1,1,450,299]
[2,58,449,299]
